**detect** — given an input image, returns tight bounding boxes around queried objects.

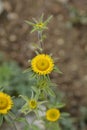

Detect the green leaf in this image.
[23,68,32,73]
[0,86,4,91]
[32,86,38,93]
[19,95,29,102]
[54,66,62,74]
[0,115,3,126]
[46,87,55,97]
[31,28,37,33]
[32,124,41,130]
[55,102,65,108]
[40,13,44,22]
[46,122,61,130]
[4,115,12,125]
[8,111,16,120]
[61,112,70,118]
[25,20,34,25]
[32,18,38,23]
[44,15,53,25]
[24,125,30,130]
[16,117,27,123]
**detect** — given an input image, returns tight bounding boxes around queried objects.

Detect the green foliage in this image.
[60,117,76,130]
[79,107,87,130]
[0,61,32,97]
[46,122,61,130]
[1,13,87,130]
[67,5,87,26]
[0,59,34,113]
[0,115,3,126]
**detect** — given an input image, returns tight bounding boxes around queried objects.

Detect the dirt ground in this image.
[0,0,87,126]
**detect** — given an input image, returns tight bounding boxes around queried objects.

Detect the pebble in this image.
[7,12,19,20]
[82,75,87,83]
[9,35,17,42]
[57,38,64,45]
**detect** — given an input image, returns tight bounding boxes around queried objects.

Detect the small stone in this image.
[9,35,17,42]
[7,12,19,20]
[57,38,64,45]
[82,75,87,82]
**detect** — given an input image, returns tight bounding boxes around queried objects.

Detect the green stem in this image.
[38,31,44,53]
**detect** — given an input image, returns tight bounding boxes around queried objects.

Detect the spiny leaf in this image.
[61,112,70,118]
[44,15,53,25]
[55,102,65,108]
[46,87,56,97]
[54,66,63,74]
[19,95,29,102]
[25,20,35,25]
[40,13,44,22]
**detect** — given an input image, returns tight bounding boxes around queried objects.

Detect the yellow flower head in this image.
[35,22,44,29]
[31,54,54,75]
[46,108,60,122]
[29,99,37,109]
[0,92,13,114]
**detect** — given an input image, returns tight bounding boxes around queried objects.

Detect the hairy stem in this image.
[38,31,44,53]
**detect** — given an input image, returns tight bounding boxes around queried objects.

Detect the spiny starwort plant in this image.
[17,14,69,130]
[0,14,69,130]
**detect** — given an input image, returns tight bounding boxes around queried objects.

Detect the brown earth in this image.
[0,0,87,126]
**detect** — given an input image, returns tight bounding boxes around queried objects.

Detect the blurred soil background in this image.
[0,0,87,129]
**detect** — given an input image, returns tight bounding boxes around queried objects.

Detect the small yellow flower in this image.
[35,22,44,29]
[0,92,13,114]
[29,99,37,109]
[31,54,54,75]
[46,108,60,122]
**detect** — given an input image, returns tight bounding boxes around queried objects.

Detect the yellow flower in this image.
[46,108,60,122]
[0,92,13,114]
[29,99,37,109]
[35,22,44,29]
[31,54,54,75]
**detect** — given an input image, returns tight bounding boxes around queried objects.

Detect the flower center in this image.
[36,59,49,71]
[36,23,44,28]
[50,112,57,119]
[0,97,8,109]
[29,100,37,109]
